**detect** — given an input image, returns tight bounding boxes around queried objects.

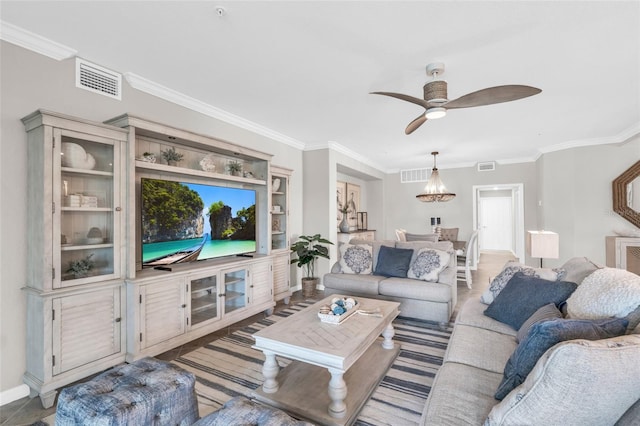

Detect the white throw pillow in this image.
[566,267,640,320]
[485,335,640,426]
[481,261,562,304]
[407,248,450,282]
[338,243,373,275]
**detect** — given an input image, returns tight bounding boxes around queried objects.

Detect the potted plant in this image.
[161,147,184,166]
[290,234,334,297]
[141,152,156,163]
[67,253,95,279]
[227,160,243,176]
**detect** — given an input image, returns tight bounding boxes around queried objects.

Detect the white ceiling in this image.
[2,1,639,172]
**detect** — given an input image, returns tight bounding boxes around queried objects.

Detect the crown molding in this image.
[305,140,387,173]
[0,21,76,60]
[123,72,306,150]
[539,121,640,154]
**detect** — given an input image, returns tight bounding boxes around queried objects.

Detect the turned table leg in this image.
[327,368,347,418]
[261,351,280,393]
[382,322,395,349]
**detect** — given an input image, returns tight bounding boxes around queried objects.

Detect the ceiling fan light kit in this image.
[425,107,446,120]
[371,62,541,134]
[416,152,456,203]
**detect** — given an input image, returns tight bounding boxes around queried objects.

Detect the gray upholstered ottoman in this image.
[55,357,198,426]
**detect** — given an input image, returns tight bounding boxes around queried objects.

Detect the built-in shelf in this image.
[135,160,266,186]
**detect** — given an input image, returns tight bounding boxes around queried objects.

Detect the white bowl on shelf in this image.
[61,142,96,169]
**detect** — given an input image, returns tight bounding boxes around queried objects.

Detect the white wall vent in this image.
[477,161,496,172]
[400,168,430,183]
[76,58,121,100]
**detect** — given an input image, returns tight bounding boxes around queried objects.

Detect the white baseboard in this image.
[0,384,30,406]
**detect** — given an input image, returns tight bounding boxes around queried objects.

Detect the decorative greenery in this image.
[161,147,184,163]
[67,253,95,278]
[339,204,350,214]
[143,152,153,156]
[290,234,334,279]
[227,160,243,174]
[141,180,204,242]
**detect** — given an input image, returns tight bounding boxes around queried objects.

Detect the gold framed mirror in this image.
[613,160,640,228]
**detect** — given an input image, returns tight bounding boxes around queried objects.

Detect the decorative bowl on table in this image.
[318,297,358,324]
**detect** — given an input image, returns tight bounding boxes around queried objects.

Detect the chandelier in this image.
[416,152,456,202]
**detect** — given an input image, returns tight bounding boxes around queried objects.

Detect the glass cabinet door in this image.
[54,129,121,287]
[223,268,247,314]
[190,274,219,326]
[271,173,288,251]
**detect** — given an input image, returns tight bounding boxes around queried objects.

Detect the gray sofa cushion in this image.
[560,256,601,284]
[379,278,451,302]
[421,362,503,426]
[455,298,517,337]
[444,324,517,374]
[323,273,384,295]
[405,232,439,242]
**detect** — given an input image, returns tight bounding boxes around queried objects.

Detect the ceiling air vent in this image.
[477,161,496,172]
[76,58,121,100]
[400,168,430,183]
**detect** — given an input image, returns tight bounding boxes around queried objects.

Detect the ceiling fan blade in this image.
[444,85,541,109]
[370,91,429,108]
[405,114,427,135]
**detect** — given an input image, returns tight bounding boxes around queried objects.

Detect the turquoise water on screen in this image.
[143,238,255,263]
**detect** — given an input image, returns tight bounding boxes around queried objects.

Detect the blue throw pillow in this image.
[484,272,578,330]
[494,317,629,400]
[374,245,414,278]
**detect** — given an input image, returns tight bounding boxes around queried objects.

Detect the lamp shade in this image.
[526,231,559,259]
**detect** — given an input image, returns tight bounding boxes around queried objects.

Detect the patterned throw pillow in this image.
[481,261,564,304]
[407,248,450,282]
[338,243,373,274]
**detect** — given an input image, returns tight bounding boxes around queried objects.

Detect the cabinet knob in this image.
[115,207,122,212]
[181,304,187,308]
[115,317,121,323]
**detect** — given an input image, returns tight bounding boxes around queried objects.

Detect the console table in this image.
[337,230,375,244]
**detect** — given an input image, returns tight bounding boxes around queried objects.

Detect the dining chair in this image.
[457,230,479,289]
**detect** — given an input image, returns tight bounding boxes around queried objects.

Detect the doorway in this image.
[473,184,525,262]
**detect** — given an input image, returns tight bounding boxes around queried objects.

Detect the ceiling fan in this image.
[371,62,541,135]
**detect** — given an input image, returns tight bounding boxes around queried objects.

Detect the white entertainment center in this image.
[22,110,292,407]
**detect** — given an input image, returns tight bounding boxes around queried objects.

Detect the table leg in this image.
[382,322,395,349]
[261,351,280,393]
[327,368,347,418]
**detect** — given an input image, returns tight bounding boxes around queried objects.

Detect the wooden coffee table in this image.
[252,295,400,426]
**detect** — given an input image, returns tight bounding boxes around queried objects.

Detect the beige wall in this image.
[0,41,304,396]
[538,135,640,267]
[383,162,539,249]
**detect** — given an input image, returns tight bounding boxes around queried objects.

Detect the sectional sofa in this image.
[322,239,457,323]
[422,257,640,425]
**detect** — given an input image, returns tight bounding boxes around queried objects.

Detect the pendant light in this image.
[416,152,456,202]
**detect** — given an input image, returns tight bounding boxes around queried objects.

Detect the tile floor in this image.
[0,251,514,426]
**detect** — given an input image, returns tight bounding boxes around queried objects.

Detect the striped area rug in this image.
[172,301,452,425]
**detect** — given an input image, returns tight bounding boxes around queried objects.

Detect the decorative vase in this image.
[272,178,281,192]
[339,215,350,233]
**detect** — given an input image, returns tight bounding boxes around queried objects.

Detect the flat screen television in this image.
[140,178,256,267]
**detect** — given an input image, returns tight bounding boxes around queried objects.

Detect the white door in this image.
[479,196,513,251]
